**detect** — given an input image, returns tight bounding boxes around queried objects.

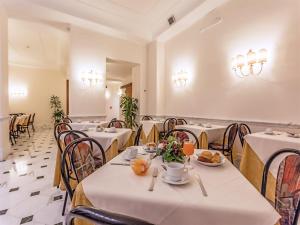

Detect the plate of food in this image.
[143,142,157,153]
[195,150,225,167]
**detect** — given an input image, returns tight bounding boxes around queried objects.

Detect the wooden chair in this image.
[208,123,239,163]
[107,120,127,128]
[159,118,177,140]
[28,113,36,132]
[177,118,187,125]
[164,128,200,148]
[63,116,72,123]
[61,138,106,215]
[238,123,251,147]
[141,116,153,121]
[66,206,154,225]
[261,148,300,225]
[57,130,89,215]
[9,115,17,145]
[18,114,32,137]
[134,124,143,146]
[54,122,72,142]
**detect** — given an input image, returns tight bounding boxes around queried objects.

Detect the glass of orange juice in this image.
[183,141,195,169]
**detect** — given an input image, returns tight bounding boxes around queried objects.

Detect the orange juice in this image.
[183,142,195,156]
[131,158,150,176]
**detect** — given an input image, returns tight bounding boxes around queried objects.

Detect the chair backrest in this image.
[30,113,35,123]
[66,206,154,225]
[163,118,177,133]
[261,149,300,225]
[134,124,143,146]
[238,123,251,146]
[63,117,72,123]
[9,115,17,131]
[25,114,31,126]
[107,120,126,128]
[61,137,106,199]
[177,118,187,125]
[57,130,89,154]
[54,122,72,141]
[164,128,200,149]
[141,116,153,121]
[222,123,239,150]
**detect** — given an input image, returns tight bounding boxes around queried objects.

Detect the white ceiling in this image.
[1,0,224,42]
[8,18,69,70]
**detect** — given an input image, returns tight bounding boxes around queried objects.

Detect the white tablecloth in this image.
[245,132,300,177]
[70,121,109,130]
[141,120,164,137]
[175,124,226,143]
[85,128,132,152]
[82,147,280,225]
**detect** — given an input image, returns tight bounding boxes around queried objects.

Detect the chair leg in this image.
[32,124,35,132]
[27,127,30,137]
[230,151,233,163]
[62,191,68,216]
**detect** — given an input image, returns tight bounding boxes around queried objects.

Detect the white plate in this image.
[143,146,157,153]
[264,132,275,135]
[160,172,191,185]
[194,150,225,167]
[288,134,300,138]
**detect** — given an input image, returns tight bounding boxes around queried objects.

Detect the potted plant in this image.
[156,136,185,163]
[50,95,65,124]
[120,95,138,129]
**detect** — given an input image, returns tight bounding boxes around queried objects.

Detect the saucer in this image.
[122,154,136,161]
[143,146,157,153]
[160,172,191,185]
[288,134,300,138]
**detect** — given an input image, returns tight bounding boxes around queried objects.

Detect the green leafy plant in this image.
[50,95,64,124]
[156,136,185,163]
[120,95,138,129]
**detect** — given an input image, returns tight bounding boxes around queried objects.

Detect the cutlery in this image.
[195,174,208,197]
[148,167,159,191]
[161,164,167,171]
[110,162,130,166]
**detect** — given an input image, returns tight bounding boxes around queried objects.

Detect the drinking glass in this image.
[183,141,195,169]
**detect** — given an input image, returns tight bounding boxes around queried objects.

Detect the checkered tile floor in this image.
[0,129,66,225]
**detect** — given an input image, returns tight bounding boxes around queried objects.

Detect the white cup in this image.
[124,147,138,160]
[166,162,188,182]
[265,128,273,134]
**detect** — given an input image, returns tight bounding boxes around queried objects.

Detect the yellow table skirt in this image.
[240,142,276,203]
[141,126,160,144]
[53,140,119,188]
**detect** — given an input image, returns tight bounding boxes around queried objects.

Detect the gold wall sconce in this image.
[232,48,267,77]
[173,70,188,87]
[81,70,103,87]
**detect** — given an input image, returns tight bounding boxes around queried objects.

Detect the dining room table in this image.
[70,121,109,130]
[175,124,226,148]
[53,128,133,188]
[72,147,280,225]
[240,131,300,202]
[140,120,164,144]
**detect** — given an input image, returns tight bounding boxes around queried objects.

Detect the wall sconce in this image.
[81,70,103,87]
[232,48,267,77]
[173,70,188,87]
[10,87,27,97]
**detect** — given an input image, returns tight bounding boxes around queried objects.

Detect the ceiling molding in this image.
[156,0,230,42]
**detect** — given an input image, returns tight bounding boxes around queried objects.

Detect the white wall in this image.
[160,0,300,124]
[9,66,66,128]
[105,81,121,121]
[0,3,9,160]
[69,26,147,119]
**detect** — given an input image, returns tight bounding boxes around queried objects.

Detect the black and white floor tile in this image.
[0,129,66,225]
